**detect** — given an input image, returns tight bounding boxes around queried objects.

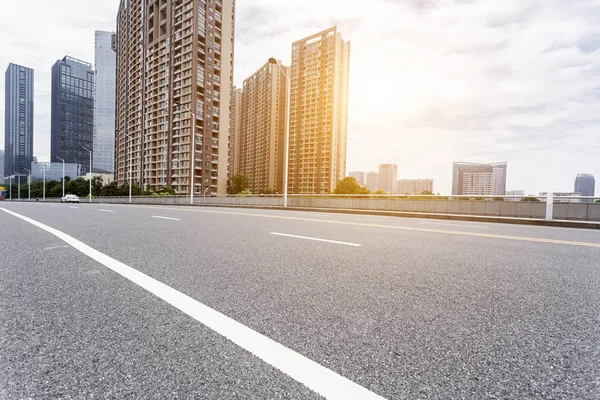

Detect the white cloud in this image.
[1,0,599,194]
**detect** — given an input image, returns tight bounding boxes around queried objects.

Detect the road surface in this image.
[1,202,599,399]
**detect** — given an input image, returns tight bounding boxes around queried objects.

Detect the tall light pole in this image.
[8,175,13,201]
[23,168,31,201]
[82,147,92,203]
[35,162,46,201]
[54,156,66,198]
[175,101,196,205]
[268,58,291,208]
[124,132,133,204]
[17,173,21,200]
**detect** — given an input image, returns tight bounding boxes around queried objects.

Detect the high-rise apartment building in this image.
[228,87,242,181]
[452,161,507,196]
[288,27,350,194]
[239,60,289,193]
[378,164,397,194]
[94,31,117,173]
[4,64,34,177]
[348,171,364,185]
[115,0,235,194]
[365,171,378,192]
[51,56,95,174]
[574,173,595,201]
[506,189,525,201]
[397,179,434,195]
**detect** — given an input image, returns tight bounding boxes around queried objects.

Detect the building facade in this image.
[574,173,595,201]
[51,56,95,174]
[397,179,433,195]
[288,27,350,194]
[452,161,507,196]
[94,31,117,173]
[378,164,397,194]
[506,189,525,201]
[539,192,582,203]
[239,60,289,193]
[348,171,364,185]
[4,64,34,177]
[0,150,4,181]
[115,0,235,194]
[31,161,82,182]
[365,171,378,192]
[228,87,242,182]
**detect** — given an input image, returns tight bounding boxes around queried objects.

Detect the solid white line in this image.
[151,216,181,221]
[0,207,382,400]
[98,209,114,213]
[270,232,362,247]
[419,221,489,229]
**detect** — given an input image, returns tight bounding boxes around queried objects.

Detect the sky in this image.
[1,0,599,195]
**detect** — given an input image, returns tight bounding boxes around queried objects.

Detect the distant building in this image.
[239,60,289,194]
[93,31,117,174]
[574,173,595,201]
[228,87,243,181]
[539,192,582,203]
[365,172,379,192]
[51,56,95,174]
[31,161,82,182]
[348,171,365,185]
[0,150,4,181]
[378,164,397,194]
[4,63,34,177]
[288,27,351,194]
[506,189,525,201]
[83,173,114,185]
[452,161,507,196]
[397,179,434,195]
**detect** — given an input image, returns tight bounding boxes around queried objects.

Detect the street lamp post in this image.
[54,156,66,198]
[268,58,291,208]
[82,147,92,203]
[124,132,133,204]
[17,174,21,200]
[175,102,196,205]
[23,168,31,201]
[8,175,13,201]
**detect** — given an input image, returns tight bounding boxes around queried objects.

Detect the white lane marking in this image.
[98,209,114,213]
[270,232,362,247]
[44,245,70,250]
[69,206,79,209]
[151,216,181,221]
[419,221,489,229]
[0,207,383,400]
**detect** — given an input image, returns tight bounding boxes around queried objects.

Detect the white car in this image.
[61,194,80,203]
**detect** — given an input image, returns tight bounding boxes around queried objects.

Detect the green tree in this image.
[91,176,104,196]
[68,177,91,197]
[521,196,541,202]
[230,173,250,194]
[334,177,370,194]
[373,189,388,195]
[493,197,505,201]
[420,190,434,195]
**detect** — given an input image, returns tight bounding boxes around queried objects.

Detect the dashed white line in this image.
[98,209,114,213]
[0,207,384,400]
[43,245,70,250]
[69,206,80,209]
[270,232,362,247]
[151,216,181,221]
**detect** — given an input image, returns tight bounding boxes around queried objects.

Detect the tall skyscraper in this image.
[94,31,117,174]
[239,60,289,193]
[397,179,434,195]
[4,64,34,177]
[378,164,397,194]
[348,171,365,185]
[51,56,95,174]
[365,171,378,192]
[0,149,4,181]
[228,87,242,182]
[115,0,235,194]
[574,173,595,201]
[452,161,507,196]
[288,26,350,194]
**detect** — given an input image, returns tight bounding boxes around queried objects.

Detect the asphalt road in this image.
[1,202,599,399]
